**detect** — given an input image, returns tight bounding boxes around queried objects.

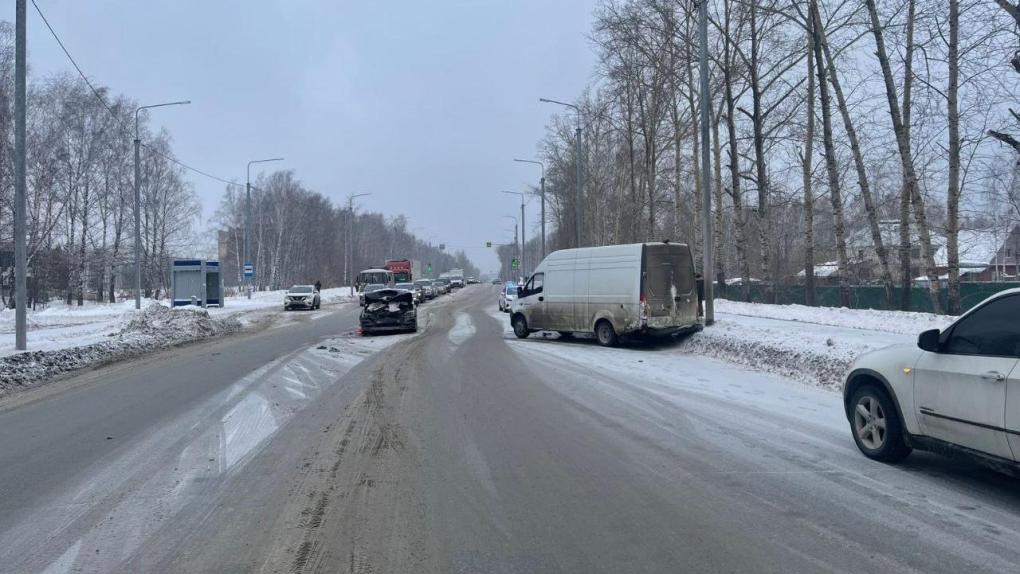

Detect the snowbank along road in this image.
[1,285,1018,573]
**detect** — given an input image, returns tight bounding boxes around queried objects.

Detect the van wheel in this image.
[595,320,618,347]
[512,315,530,339]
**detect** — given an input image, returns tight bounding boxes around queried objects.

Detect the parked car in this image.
[414,279,436,299]
[498,282,517,312]
[360,288,417,334]
[395,282,424,305]
[509,242,701,346]
[284,284,320,310]
[359,283,386,306]
[843,288,1020,471]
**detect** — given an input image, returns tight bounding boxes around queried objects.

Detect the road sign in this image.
[439,243,445,251]
[426,263,432,273]
[243,262,254,278]
[511,258,519,269]
[486,241,492,248]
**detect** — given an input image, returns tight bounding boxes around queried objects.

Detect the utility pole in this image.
[539,98,583,248]
[514,159,546,259]
[346,193,370,295]
[133,100,190,310]
[13,0,26,350]
[245,157,284,299]
[502,190,526,275]
[698,0,715,325]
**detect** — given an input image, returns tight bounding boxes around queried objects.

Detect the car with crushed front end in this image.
[359,283,386,307]
[283,284,320,310]
[843,288,1020,473]
[396,282,424,305]
[360,288,418,335]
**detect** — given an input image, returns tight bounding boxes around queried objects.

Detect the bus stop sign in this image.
[243,263,254,278]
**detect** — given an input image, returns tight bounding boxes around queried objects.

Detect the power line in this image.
[30,0,237,186]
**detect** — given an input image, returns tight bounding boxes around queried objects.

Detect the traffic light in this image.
[511,258,520,269]
[486,241,492,248]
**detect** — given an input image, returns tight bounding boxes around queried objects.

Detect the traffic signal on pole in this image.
[511,258,519,269]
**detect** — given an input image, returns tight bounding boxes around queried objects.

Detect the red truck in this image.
[384,259,414,282]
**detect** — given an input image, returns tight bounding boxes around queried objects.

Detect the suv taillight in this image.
[639,294,648,327]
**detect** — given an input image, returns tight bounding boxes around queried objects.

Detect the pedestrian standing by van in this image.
[314,280,322,292]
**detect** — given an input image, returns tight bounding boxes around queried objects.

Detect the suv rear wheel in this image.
[849,385,911,462]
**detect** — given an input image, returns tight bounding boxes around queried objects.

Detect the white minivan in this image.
[509,242,702,346]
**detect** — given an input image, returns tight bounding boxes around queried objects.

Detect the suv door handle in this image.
[538,296,544,302]
[981,371,1007,382]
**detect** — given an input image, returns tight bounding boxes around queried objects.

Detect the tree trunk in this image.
[723,1,751,301]
[899,0,916,310]
[748,1,773,302]
[803,23,817,306]
[811,0,850,307]
[818,19,895,306]
[946,0,961,314]
[864,0,943,314]
[712,109,726,292]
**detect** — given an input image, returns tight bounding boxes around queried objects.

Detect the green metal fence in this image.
[720,283,1020,314]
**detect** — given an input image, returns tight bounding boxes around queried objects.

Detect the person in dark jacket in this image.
[314,280,322,292]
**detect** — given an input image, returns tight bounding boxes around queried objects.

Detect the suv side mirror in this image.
[917,329,941,353]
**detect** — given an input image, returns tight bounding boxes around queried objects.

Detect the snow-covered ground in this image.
[0,288,357,395]
[491,299,957,392]
[0,287,355,357]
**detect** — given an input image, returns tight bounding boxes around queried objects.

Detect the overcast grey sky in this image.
[16,0,597,274]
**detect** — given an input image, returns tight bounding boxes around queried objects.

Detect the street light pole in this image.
[513,158,545,259]
[540,98,582,248]
[502,191,526,276]
[134,100,190,310]
[245,157,284,299]
[346,193,371,296]
[502,215,519,280]
[697,0,715,325]
[13,0,26,350]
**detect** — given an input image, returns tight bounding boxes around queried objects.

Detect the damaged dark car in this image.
[360,288,418,335]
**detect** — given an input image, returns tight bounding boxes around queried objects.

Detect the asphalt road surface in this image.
[2,285,1020,573]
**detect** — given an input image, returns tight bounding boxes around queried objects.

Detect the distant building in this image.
[932,225,1020,282]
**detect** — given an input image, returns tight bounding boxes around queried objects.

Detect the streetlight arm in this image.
[135,100,191,139]
[247,157,285,184]
[539,97,579,112]
[513,158,544,178]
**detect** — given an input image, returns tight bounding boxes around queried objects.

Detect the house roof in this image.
[797,261,840,278]
[934,228,1016,268]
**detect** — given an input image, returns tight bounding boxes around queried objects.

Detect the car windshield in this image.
[8,3,1017,571]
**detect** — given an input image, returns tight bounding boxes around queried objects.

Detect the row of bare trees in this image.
[528,0,1020,313]
[212,175,479,290]
[0,22,199,306]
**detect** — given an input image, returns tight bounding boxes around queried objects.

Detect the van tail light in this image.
[640,294,648,327]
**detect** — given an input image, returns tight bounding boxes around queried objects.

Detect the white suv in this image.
[843,288,1020,470]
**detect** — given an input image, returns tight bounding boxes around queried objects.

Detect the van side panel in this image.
[540,252,576,331]
[571,250,592,331]
[587,247,642,333]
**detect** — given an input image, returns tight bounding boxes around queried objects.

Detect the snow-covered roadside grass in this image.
[0,288,356,396]
[491,300,957,391]
[684,300,956,390]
